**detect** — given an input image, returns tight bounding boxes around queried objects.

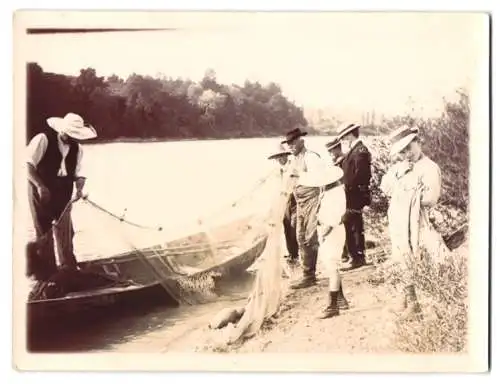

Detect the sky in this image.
[21,12,487,121]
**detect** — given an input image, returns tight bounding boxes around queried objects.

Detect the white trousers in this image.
[318,224,346,291]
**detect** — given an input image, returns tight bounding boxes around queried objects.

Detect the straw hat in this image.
[336,122,361,140]
[389,125,419,157]
[298,164,344,188]
[325,136,342,151]
[47,113,97,140]
[267,143,292,160]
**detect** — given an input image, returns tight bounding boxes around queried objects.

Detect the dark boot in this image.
[398,285,423,321]
[340,257,367,271]
[319,291,340,319]
[337,282,350,310]
[341,243,350,263]
[290,275,317,290]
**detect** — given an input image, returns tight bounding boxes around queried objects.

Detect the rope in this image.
[82,197,164,231]
[196,169,277,225]
[78,168,276,234]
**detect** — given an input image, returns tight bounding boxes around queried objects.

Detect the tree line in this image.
[26,64,308,143]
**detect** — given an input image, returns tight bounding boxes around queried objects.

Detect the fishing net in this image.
[216,170,298,345]
[26,167,289,309]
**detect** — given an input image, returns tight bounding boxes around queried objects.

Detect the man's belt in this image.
[346,184,370,191]
[346,208,363,214]
[324,179,343,191]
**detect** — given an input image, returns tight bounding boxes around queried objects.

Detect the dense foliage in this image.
[26,64,307,143]
[366,90,470,213]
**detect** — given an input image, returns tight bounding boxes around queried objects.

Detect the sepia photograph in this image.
[12,10,490,372]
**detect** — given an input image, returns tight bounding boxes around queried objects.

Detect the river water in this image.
[25,136,337,352]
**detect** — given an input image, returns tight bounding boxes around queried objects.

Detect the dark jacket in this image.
[341,140,372,210]
[34,129,79,206]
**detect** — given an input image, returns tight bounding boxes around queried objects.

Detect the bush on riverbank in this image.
[365,89,470,353]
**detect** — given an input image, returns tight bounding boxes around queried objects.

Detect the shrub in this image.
[364,89,470,353]
[365,89,470,216]
[392,244,469,353]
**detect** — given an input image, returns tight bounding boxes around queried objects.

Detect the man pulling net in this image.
[26,113,138,301]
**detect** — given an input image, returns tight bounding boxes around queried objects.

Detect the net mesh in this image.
[26,168,292,316]
[222,170,297,344]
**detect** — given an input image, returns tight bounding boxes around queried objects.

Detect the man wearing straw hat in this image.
[26,112,97,280]
[267,143,299,265]
[336,122,372,270]
[298,163,351,318]
[281,127,325,289]
[325,136,345,167]
[380,125,443,321]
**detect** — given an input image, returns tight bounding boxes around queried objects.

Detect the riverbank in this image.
[173,262,403,354]
[101,208,468,355]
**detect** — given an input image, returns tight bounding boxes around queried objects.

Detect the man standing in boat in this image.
[267,143,299,265]
[26,112,97,280]
[336,123,372,271]
[282,127,325,289]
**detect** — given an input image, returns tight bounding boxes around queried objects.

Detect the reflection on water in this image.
[28,272,256,352]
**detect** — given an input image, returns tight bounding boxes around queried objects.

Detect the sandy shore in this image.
[154,261,403,354]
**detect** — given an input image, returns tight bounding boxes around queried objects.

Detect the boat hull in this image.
[26,216,267,329]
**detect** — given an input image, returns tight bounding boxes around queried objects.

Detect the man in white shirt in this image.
[299,164,351,318]
[281,127,325,289]
[26,113,97,280]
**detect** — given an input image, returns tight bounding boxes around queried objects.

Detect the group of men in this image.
[269,122,443,321]
[268,123,373,287]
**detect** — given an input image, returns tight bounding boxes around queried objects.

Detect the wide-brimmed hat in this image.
[47,113,97,140]
[267,143,292,160]
[298,164,344,188]
[281,127,308,144]
[325,136,341,151]
[336,122,361,140]
[389,125,419,157]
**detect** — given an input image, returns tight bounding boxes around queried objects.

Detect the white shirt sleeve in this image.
[380,164,398,197]
[74,144,84,178]
[26,133,48,167]
[304,151,325,172]
[419,160,441,206]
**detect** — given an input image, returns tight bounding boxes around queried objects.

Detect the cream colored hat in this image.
[298,164,344,188]
[47,113,97,140]
[336,122,361,140]
[267,143,292,160]
[389,125,419,157]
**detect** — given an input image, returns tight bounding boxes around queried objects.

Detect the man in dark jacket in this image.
[26,112,97,280]
[335,123,372,270]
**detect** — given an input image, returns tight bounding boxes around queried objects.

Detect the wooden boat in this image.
[26,215,268,327]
